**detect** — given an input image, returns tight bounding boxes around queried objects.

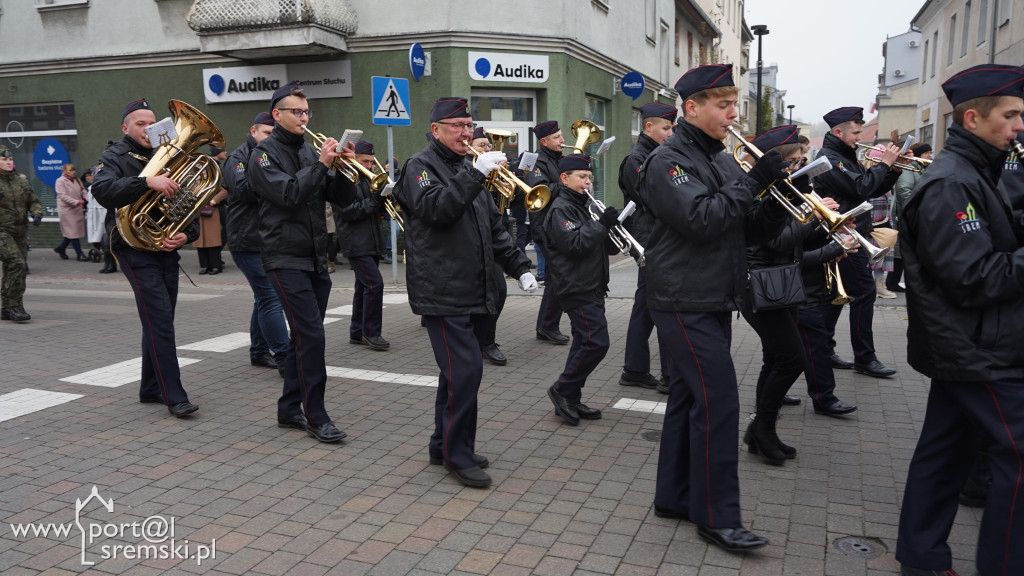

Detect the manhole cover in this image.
[641,430,662,442]
[833,536,886,559]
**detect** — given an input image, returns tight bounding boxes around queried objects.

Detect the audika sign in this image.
[202,62,352,104]
[468,52,549,83]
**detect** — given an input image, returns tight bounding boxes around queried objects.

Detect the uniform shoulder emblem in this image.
[669,163,689,185]
[256,152,271,168]
[955,202,982,234]
[234,161,245,174]
[561,219,577,231]
[416,170,431,187]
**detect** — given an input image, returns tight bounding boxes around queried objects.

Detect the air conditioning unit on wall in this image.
[894,69,905,77]
[909,40,919,48]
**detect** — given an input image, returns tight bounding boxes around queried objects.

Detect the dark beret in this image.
[639,102,678,122]
[942,64,1024,107]
[430,97,471,122]
[823,107,864,128]
[252,111,274,126]
[559,154,592,173]
[121,98,152,122]
[911,143,932,156]
[472,127,487,141]
[751,125,801,152]
[354,140,375,155]
[534,120,560,139]
[209,146,225,156]
[269,81,300,111]
[0,145,11,158]
[674,64,734,101]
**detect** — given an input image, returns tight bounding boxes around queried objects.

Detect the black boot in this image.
[744,413,796,458]
[100,252,117,274]
[744,411,788,465]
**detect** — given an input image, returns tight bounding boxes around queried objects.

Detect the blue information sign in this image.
[621,72,645,100]
[372,77,412,126]
[409,43,426,82]
[33,138,70,187]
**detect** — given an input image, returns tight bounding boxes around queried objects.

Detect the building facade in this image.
[875,29,923,145]
[0,0,735,246]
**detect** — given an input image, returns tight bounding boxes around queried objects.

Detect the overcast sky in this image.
[743,1,925,127]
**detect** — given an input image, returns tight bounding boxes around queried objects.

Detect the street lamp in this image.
[787,104,795,125]
[751,24,769,135]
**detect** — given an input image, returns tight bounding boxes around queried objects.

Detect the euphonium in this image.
[116,100,225,251]
[303,126,389,192]
[463,140,550,213]
[563,120,602,154]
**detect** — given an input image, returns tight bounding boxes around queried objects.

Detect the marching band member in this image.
[527,120,570,344]
[394,97,536,487]
[638,64,789,552]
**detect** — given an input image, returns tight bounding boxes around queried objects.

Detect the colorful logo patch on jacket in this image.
[561,219,577,231]
[256,153,271,168]
[956,203,981,233]
[417,170,431,187]
[837,161,851,174]
[234,161,245,174]
[669,164,689,185]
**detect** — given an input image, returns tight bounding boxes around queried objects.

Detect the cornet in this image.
[303,126,390,192]
[585,189,645,267]
[371,158,405,232]
[856,143,932,172]
[464,140,551,213]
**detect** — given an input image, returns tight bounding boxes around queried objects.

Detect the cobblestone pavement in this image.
[0,250,981,575]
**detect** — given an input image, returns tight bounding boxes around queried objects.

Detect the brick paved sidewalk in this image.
[0,253,981,575]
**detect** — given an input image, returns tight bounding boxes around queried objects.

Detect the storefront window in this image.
[583,96,607,201]
[1,103,79,220]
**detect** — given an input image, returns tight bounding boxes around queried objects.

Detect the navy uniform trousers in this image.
[535,243,564,333]
[823,249,877,363]
[268,268,332,426]
[796,305,846,409]
[650,309,742,529]
[424,314,486,470]
[624,266,669,377]
[552,300,609,403]
[896,378,1024,575]
[348,255,384,340]
[115,247,190,406]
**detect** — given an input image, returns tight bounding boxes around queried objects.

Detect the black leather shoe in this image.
[657,375,669,395]
[277,413,308,430]
[653,505,689,520]
[547,385,580,425]
[854,360,897,378]
[813,399,858,417]
[830,354,854,369]
[2,307,31,322]
[443,463,492,487]
[139,395,164,404]
[362,335,390,350]
[619,370,659,389]
[782,395,802,406]
[574,403,602,420]
[899,566,959,576]
[536,327,570,345]
[482,344,507,366]
[349,337,365,345]
[697,525,769,552]
[250,354,278,369]
[76,254,90,262]
[54,247,68,260]
[430,454,489,469]
[306,421,346,443]
[168,402,198,418]
[198,267,208,275]
[208,267,223,275]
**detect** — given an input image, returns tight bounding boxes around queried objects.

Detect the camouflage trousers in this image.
[0,230,28,309]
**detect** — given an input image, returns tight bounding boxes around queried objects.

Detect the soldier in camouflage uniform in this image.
[0,144,43,322]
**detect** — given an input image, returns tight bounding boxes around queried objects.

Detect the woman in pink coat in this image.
[54,163,89,261]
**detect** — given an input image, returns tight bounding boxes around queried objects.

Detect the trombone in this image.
[303,126,390,192]
[728,126,889,265]
[463,139,551,213]
[856,143,932,172]
[585,189,645,267]
[371,157,405,232]
[562,120,602,154]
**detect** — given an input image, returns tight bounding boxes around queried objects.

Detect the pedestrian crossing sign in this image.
[372,76,412,126]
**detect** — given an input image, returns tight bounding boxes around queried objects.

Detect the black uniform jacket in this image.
[814,132,900,238]
[335,179,385,259]
[899,123,1024,381]
[92,135,200,252]
[524,146,562,244]
[247,124,353,273]
[638,121,789,312]
[223,135,260,253]
[618,132,659,245]
[394,137,530,317]
[542,183,618,308]
[1002,133,1024,229]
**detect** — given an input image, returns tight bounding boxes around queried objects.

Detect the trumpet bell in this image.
[525,185,550,213]
[485,128,515,153]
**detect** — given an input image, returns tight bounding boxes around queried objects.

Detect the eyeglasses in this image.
[276,108,312,119]
[572,173,594,181]
[436,121,475,131]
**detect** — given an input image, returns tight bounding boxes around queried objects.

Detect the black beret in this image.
[559,154,592,173]
[209,146,225,156]
[252,111,274,126]
[534,120,560,139]
[269,81,300,112]
[430,97,471,122]
[354,140,375,155]
[823,107,864,128]
[674,64,734,101]
[911,143,932,156]
[472,127,487,141]
[942,64,1024,107]
[121,98,152,122]
[751,125,801,152]
[639,102,678,122]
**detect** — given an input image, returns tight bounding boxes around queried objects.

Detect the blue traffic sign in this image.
[372,77,412,126]
[33,138,70,187]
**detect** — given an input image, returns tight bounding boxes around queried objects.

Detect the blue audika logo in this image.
[474,58,492,78]
[208,74,225,95]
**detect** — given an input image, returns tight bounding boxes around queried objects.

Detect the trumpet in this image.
[463,140,551,213]
[303,126,390,192]
[824,261,854,305]
[371,158,405,232]
[728,126,889,265]
[585,189,645,267]
[856,143,932,172]
[562,120,602,154]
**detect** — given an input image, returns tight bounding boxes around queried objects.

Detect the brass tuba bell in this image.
[563,120,602,154]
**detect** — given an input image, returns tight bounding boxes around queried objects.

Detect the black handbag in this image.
[748,263,806,312]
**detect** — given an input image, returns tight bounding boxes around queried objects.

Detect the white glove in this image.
[518,272,538,293]
[473,151,507,177]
